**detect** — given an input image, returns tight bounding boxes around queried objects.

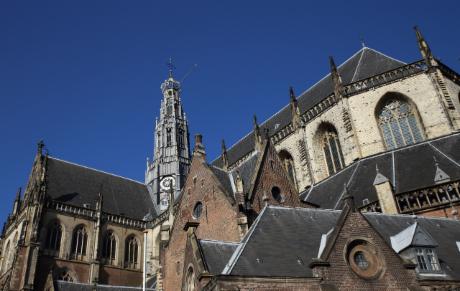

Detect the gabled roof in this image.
[205,206,460,280]
[390,222,438,253]
[46,157,156,220]
[212,47,406,168]
[199,239,240,275]
[302,133,460,209]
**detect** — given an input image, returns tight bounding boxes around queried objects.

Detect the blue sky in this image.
[1,0,459,225]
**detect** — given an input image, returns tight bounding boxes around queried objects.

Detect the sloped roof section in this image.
[365,213,460,280]
[303,133,460,209]
[46,157,156,220]
[208,206,460,280]
[213,47,406,168]
[229,206,341,277]
[54,281,156,291]
[199,240,240,275]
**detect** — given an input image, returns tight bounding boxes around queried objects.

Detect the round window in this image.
[346,240,384,279]
[193,202,203,219]
[271,186,284,203]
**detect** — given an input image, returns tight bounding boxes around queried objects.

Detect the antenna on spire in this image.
[360,36,366,48]
[181,64,198,83]
[167,57,176,78]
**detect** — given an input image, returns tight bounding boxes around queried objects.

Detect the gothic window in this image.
[185,267,196,291]
[71,225,88,260]
[415,248,441,273]
[166,128,172,147]
[125,235,139,269]
[377,96,424,150]
[318,124,345,175]
[102,230,117,264]
[46,222,62,253]
[279,150,297,188]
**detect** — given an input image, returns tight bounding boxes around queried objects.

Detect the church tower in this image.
[146,62,191,213]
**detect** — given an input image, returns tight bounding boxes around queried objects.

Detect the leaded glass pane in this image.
[381,123,395,149]
[390,120,404,147]
[323,143,334,174]
[330,138,343,172]
[400,118,414,145]
[408,115,423,142]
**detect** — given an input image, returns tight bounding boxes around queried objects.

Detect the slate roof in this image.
[212,47,407,168]
[365,212,460,280]
[46,157,156,220]
[215,206,460,280]
[302,133,460,209]
[54,281,156,291]
[199,239,240,274]
[209,165,234,198]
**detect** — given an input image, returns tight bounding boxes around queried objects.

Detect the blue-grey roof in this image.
[46,157,156,220]
[302,133,460,209]
[212,47,406,168]
[199,239,240,274]
[216,206,460,280]
[54,281,156,291]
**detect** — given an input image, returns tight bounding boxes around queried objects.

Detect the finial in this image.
[289,86,296,102]
[342,183,355,211]
[329,56,338,75]
[433,156,439,167]
[414,26,435,67]
[360,37,366,48]
[329,56,343,98]
[375,164,380,173]
[37,140,45,155]
[15,187,22,201]
[221,139,227,153]
[253,114,258,128]
[221,139,229,170]
[167,57,176,78]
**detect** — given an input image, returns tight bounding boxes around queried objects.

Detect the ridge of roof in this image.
[48,156,145,186]
[199,239,240,245]
[351,48,366,82]
[221,205,269,275]
[366,47,407,66]
[363,210,460,222]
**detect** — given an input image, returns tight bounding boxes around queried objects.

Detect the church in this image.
[1,27,460,290]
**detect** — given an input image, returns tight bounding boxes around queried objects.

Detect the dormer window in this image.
[415,248,440,273]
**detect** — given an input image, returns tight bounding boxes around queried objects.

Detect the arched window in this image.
[318,124,345,175]
[125,236,139,269]
[46,222,62,253]
[102,230,117,264]
[185,266,196,291]
[71,225,88,260]
[377,95,424,150]
[166,128,172,147]
[279,150,297,188]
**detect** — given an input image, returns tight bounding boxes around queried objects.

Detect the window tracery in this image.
[46,222,62,253]
[102,230,117,264]
[318,124,344,175]
[125,235,139,269]
[279,150,297,188]
[71,225,87,260]
[377,97,424,150]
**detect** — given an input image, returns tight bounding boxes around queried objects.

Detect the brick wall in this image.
[162,155,241,291]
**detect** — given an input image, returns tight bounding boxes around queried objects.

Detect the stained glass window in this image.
[46,222,62,253]
[378,98,424,150]
[320,126,344,175]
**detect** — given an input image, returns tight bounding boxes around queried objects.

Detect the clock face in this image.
[160,176,176,191]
